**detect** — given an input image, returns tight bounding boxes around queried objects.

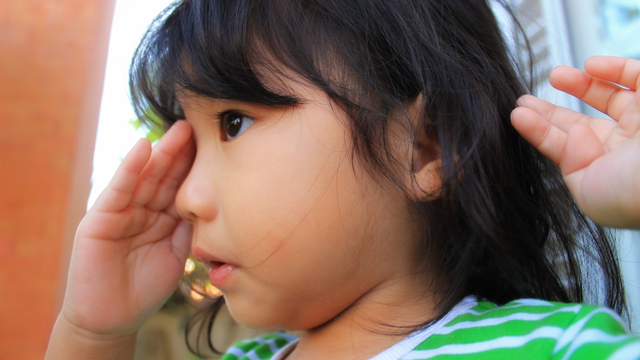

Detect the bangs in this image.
[130,0,423,130]
[130,0,346,128]
[130,1,300,128]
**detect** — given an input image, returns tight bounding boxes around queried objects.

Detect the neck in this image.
[286,272,439,360]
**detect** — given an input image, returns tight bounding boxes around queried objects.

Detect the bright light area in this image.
[88,0,175,208]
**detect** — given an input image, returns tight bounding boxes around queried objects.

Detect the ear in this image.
[409,133,442,201]
[407,97,442,201]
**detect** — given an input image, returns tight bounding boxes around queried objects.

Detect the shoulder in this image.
[221,333,299,360]
[403,299,640,360]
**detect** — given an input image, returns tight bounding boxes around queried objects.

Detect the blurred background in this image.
[1,0,639,359]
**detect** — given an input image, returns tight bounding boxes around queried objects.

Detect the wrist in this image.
[46,314,139,360]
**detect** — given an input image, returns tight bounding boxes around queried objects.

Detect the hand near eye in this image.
[511,56,640,229]
[46,121,195,359]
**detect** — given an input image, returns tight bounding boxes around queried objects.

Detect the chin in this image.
[225,296,333,331]
[224,295,283,329]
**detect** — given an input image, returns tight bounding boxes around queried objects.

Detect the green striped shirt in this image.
[221,298,640,359]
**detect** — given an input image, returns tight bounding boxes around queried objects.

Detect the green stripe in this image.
[221,301,638,360]
[409,338,560,360]
[222,333,296,360]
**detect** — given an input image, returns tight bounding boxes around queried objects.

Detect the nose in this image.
[175,155,219,222]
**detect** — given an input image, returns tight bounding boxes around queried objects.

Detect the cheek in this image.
[224,162,377,329]
[211,101,419,330]
[216,114,386,327]
[220,114,359,260]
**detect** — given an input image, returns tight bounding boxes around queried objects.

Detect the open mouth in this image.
[207,261,237,287]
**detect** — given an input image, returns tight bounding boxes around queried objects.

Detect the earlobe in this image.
[409,157,442,201]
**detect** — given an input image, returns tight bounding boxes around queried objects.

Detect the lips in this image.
[207,261,237,287]
[192,247,237,288]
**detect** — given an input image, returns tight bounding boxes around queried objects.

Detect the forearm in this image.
[45,314,137,360]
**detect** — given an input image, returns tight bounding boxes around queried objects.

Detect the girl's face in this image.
[176,80,426,331]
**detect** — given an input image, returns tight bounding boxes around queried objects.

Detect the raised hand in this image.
[511,56,640,229]
[59,120,195,338]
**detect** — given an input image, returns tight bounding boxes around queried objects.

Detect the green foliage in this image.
[129,108,166,144]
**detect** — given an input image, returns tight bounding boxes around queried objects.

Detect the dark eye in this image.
[222,111,255,140]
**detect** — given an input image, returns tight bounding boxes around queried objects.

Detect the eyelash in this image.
[219,110,255,141]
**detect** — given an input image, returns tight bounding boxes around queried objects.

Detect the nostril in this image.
[179,210,197,223]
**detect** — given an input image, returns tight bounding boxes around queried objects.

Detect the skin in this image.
[176,83,438,359]
[511,56,640,229]
[46,122,195,360]
[46,56,640,360]
[47,79,440,360]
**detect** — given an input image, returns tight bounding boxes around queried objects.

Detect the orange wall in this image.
[0,1,115,359]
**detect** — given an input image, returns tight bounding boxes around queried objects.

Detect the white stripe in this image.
[246,352,261,360]
[264,339,280,354]
[560,329,633,360]
[608,341,640,360]
[226,347,248,358]
[437,305,582,335]
[369,297,478,360]
[244,337,281,355]
[271,340,299,360]
[509,298,556,307]
[402,326,564,359]
[463,301,555,317]
[553,307,628,353]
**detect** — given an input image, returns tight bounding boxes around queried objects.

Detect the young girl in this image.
[46,0,640,359]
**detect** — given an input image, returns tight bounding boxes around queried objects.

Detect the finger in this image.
[171,220,193,264]
[146,139,196,212]
[550,65,635,121]
[561,124,604,222]
[617,99,640,135]
[560,123,605,177]
[585,56,640,91]
[511,106,567,165]
[164,202,181,222]
[92,139,152,212]
[131,121,192,207]
[515,95,591,132]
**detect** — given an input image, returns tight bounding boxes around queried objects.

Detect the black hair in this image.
[130,0,626,356]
